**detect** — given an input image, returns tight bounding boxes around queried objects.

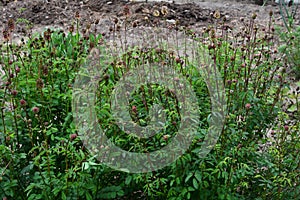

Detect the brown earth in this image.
[0,0,299,43]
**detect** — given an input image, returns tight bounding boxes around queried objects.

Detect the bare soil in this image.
[0,0,299,43]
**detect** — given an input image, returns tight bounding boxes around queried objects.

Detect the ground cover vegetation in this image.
[0,2,300,200]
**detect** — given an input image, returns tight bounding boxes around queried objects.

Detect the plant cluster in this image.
[0,5,299,200]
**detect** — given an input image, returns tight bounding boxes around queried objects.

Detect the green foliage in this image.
[0,11,299,200]
[278,26,300,80]
[276,0,300,80]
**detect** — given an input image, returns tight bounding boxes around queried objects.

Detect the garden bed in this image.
[0,0,300,199]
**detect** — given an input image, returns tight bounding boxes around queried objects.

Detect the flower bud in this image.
[15,67,20,73]
[132,105,137,113]
[11,90,18,96]
[32,106,39,113]
[20,99,26,106]
[245,103,251,110]
[70,133,77,141]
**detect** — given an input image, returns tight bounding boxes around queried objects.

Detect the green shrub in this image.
[0,9,299,200]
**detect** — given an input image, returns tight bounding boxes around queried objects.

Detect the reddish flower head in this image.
[8,18,15,32]
[11,90,18,96]
[32,106,39,113]
[245,103,251,110]
[15,66,20,73]
[132,105,137,113]
[20,99,27,106]
[3,28,10,41]
[70,133,77,141]
[123,5,130,16]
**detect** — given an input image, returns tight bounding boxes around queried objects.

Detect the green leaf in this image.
[194,171,202,182]
[117,190,125,196]
[185,172,193,183]
[86,192,93,200]
[193,178,199,189]
[187,192,191,199]
[181,188,188,196]
[288,104,297,112]
[203,181,209,188]
[61,192,67,200]
[176,177,181,185]
[82,162,89,170]
[27,194,35,200]
[125,176,132,185]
